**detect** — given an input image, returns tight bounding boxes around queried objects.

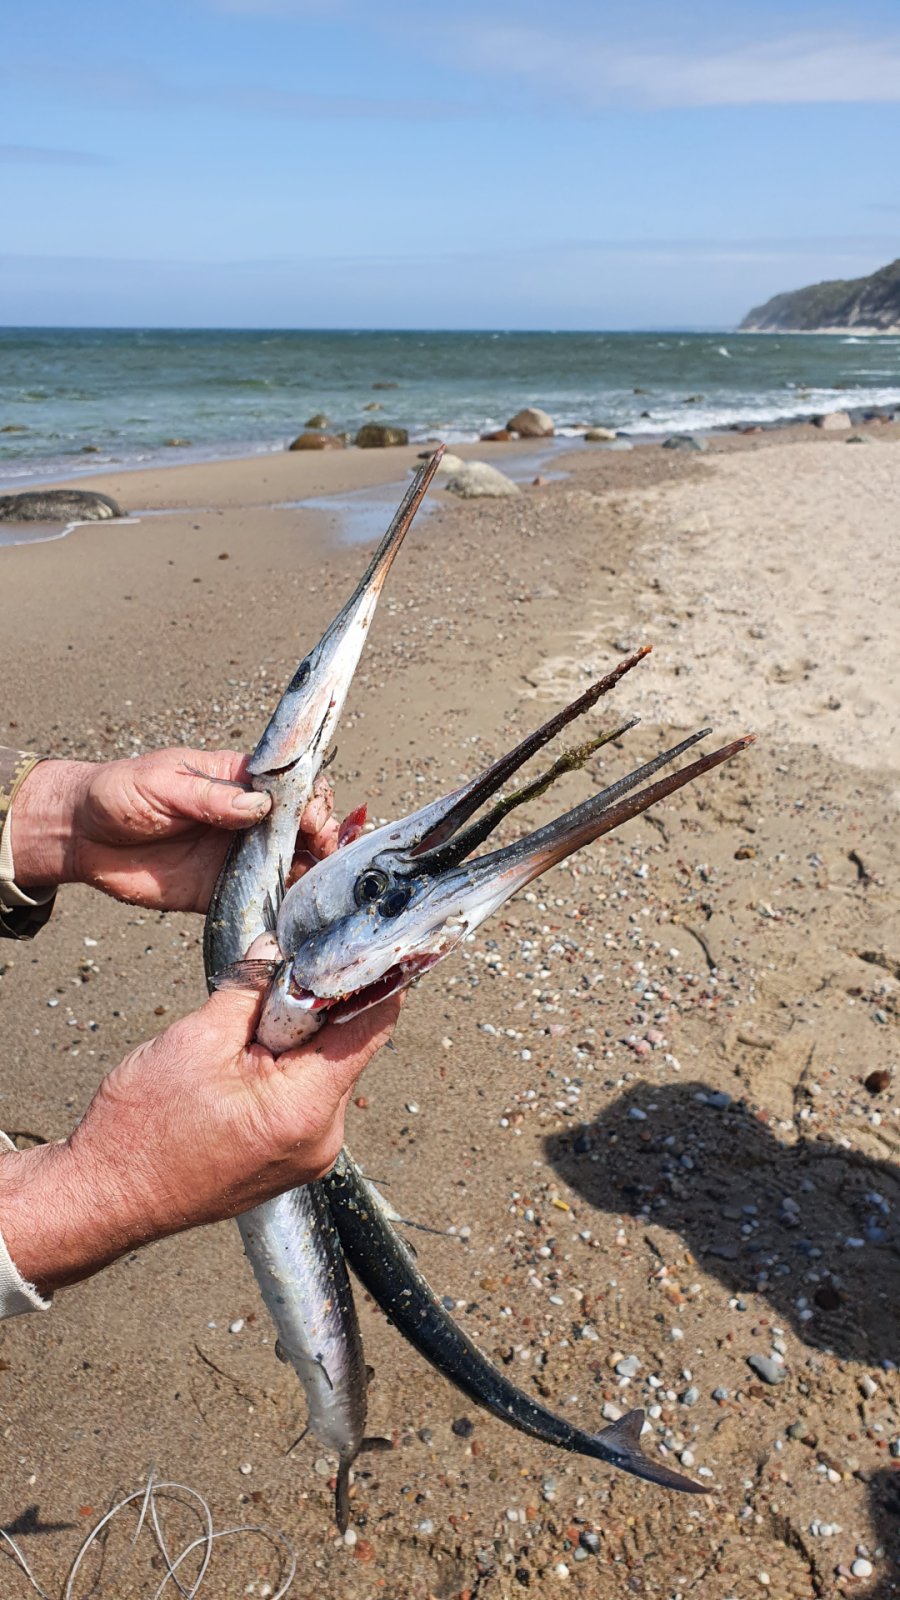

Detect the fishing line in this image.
[0,1472,298,1600]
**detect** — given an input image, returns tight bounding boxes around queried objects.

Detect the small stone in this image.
[864,1069,891,1095]
[858,1374,878,1400]
[712,1387,730,1402]
[451,1416,475,1439]
[417,1518,434,1535]
[354,1538,375,1562]
[343,1526,358,1547]
[681,1386,700,1407]
[615,1355,640,1378]
[851,1559,873,1579]
[229,1318,244,1334]
[314,1457,333,1477]
[553,1563,570,1580]
[580,1530,601,1553]
[239,1462,252,1475]
[405,1101,420,1115]
[747,1354,786,1386]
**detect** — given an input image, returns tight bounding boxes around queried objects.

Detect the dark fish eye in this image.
[288,659,311,694]
[354,868,389,907]
[379,883,412,918]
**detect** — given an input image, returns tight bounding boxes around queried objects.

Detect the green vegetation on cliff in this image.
[741,257,900,332]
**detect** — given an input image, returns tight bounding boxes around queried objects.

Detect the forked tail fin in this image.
[594,1409,710,1494]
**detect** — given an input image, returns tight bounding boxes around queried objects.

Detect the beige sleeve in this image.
[0,750,57,940]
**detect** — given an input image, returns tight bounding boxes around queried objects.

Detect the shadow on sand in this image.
[546,1080,899,1597]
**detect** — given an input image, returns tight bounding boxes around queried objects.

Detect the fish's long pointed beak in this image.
[445,732,755,931]
[248,447,444,778]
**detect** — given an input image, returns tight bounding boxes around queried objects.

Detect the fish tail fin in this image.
[594,1409,710,1494]
[335,1460,351,1534]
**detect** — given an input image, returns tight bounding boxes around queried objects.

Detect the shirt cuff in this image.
[0,751,57,940]
[0,1132,52,1317]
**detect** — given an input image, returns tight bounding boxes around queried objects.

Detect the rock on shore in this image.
[506,407,554,438]
[442,461,520,498]
[288,431,346,451]
[355,423,409,448]
[0,489,124,522]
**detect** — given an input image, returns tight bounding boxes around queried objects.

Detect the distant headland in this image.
[741,256,900,333]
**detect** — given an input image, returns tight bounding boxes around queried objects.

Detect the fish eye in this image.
[354,868,389,907]
[287,659,311,693]
[379,882,412,918]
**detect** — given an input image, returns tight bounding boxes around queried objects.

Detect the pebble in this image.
[554,1563,570,1580]
[747,1354,786,1386]
[851,1559,874,1579]
[417,1518,434,1536]
[615,1355,640,1378]
[579,1531,601,1553]
[314,1458,333,1477]
[343,1527,358,1547]
[451,1416,475,1438]
[229,1318,244,1334]
[239,1462,252,1475]
[858,1374,878,1399]
[681,1386,700,1407]
[712,1387,730,1401]
[405,1101,420,1114]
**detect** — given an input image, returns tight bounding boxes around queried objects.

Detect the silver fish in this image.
[324,1148,707,1494]
[203,452,440,1528]
[253,662,751,1054]
[219,654,750,1497]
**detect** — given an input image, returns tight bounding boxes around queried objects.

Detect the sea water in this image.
[1,327,898,487]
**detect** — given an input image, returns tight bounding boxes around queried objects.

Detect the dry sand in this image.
[0,426,897,1599]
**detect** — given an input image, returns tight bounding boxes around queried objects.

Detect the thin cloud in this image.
[0,143,107,166]
[449,24,900,107]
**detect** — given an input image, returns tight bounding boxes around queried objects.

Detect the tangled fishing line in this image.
[0,1471,297,1599]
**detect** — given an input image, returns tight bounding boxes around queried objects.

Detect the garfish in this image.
[324,1147,705,1493]
[221,651,751,1493]
[203,451,441,1530]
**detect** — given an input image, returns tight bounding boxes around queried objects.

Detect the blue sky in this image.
[1,0,899,328]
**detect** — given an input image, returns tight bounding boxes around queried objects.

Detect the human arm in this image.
[0,984,399,1303]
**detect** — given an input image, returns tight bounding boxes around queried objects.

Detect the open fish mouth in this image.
[287,953,441,1023]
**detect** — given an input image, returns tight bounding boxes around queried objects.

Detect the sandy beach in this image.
[0,424,897,1599]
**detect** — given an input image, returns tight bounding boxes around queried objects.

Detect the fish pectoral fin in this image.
[594,1409,709,1494]
[210,957,281,991]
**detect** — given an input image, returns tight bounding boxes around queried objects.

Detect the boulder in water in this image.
[304,412,329,429]
[0,489,124,523]
[355,423,409,448]
[371,381,399,390]
[813,411,852,430]
[584,427,617,442]
[362,401,383,411]
[661,434,708,453]
[506,407,554,438]
[480,428,513,442]
[289,431,346,451]
[443,461,520,499]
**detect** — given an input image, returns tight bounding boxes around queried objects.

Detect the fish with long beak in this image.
[216,653,750,1499]
[242,658,752,1053]
[203,451,442,1530]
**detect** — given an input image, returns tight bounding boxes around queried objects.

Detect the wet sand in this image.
[0,424,897,1598]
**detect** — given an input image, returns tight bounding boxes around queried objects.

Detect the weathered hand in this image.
[0,984,400,1296]
[12,748,339,912]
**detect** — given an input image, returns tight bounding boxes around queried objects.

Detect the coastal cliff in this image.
[741,256,900,333]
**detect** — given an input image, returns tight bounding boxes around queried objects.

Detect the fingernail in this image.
[232,789,270,815]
